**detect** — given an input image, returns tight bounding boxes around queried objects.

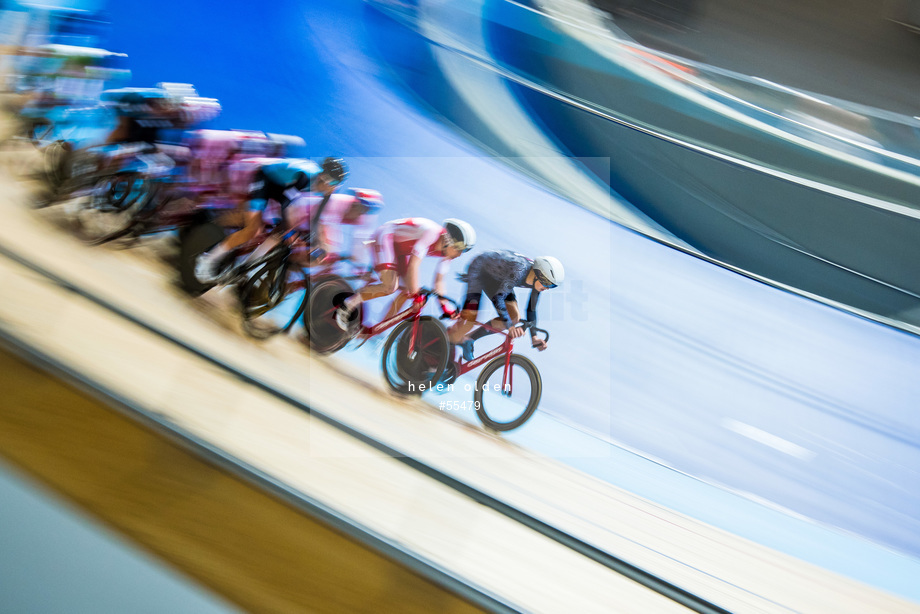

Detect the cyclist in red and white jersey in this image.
[335,217,476,330]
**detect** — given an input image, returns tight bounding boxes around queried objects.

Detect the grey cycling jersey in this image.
[466,249,539,328]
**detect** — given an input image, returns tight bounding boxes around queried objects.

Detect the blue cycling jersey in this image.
[261,159,321,188]
[248,159,324,213]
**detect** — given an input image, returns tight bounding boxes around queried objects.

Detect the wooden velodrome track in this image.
[0,129,915,612]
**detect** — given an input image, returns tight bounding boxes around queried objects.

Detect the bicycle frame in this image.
[360,293,427,341]
[343,289,456,360]
[257,252,369,336]
[452,320,549,395]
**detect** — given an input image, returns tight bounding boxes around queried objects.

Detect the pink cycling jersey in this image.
[279,193,376,258]
[282,193,367,229]
[227,156,285,193]
[184,130,274,186]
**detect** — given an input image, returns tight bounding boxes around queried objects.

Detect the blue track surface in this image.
[92,0,920,599]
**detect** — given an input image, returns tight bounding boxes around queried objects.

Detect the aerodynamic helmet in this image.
[320,156,348,186]
[344,187,384,213]
[443,218,476,253]
[532,256,564,288]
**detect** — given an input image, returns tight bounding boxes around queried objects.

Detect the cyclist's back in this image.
[467,249,532,293]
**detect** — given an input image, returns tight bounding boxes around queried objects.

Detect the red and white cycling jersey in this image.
[372,217,448,276]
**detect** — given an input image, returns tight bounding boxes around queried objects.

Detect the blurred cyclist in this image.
[193,156,347,283]
[313,187,383,265]
[100,83,219,160]
[49,83,220,192]
[448,250,564,359]
[284,186,383,266]
[334,217,476,330]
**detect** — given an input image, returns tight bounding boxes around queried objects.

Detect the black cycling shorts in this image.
[463,273,516,312]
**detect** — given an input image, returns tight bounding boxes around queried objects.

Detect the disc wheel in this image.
[474,354,542,431]
[381,316,450,395]
[178,221,225,295]
[303,276,356,354]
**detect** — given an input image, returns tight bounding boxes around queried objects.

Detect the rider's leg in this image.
[474,299,519,339]
[341,230,398,313]
[213,210,262,256]
[195,210,261,281]
[448,310,478,345]
[246,197,294,265]
[448,289,482,344]
[335,269,399,330]
[458,295,518,360]
[379,286,411,322]
[349,268,399,307]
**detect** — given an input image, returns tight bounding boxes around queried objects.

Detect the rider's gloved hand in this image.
[532,337,548,351]
[439,299,458,319]
[507,325,525,339]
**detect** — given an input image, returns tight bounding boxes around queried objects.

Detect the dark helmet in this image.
[321,157,348,186]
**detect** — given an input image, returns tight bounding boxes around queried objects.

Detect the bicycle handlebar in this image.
[416,288,462,313]
[513,320,549,343]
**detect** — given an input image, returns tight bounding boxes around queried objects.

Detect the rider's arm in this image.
[527,290,548,350]
[305,220,331,263]
[351,231,374,270]
[490,289,515,329]
[434,269,446,300]
[527,290,540,336]
[406,254,423,295]
[406,223,442,296]
[433,259,453,314]
[314,219,332,252]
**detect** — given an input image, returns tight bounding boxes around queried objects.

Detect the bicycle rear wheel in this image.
[178,221,225,295]
[304,276,355,354]
[474,354,542,431]
[381,316,450,395]
[40,139,71,192]
[75,172,156,244]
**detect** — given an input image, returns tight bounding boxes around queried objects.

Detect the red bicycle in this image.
[304,284,459,393]
[440,320,549,431]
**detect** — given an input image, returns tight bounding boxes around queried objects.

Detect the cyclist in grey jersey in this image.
[448,249,564,360]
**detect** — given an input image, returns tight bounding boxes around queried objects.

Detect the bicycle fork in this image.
[501,340,513,397]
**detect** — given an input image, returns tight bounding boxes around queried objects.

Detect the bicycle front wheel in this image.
[474,354,542,431]
[381,316,449,395]
[237,257,290,339]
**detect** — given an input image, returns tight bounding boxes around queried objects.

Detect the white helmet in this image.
[443,218,476,252]
[532,256,564,288]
